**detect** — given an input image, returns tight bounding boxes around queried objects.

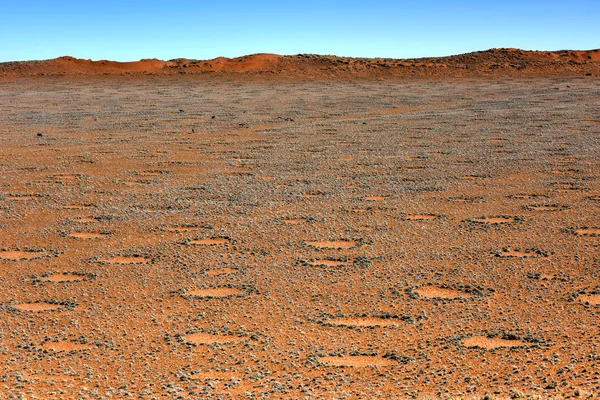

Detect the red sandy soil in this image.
[1,48,600,78]
[0,66,599,399]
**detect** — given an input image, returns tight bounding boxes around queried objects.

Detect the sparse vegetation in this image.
[0,76,596,398]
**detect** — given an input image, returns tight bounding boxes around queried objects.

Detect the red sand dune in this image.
[1,48,599,78]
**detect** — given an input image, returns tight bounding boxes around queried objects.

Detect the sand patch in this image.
[229,157,254,162]
[68,232,108,239]
[364,196,387,201]
[282,218,306,224]
[463,336,527,349]
[578,294,600,305]
[324,317,401,327]
[122,181,149,186]
[405,214,439,220]
[471,216,516,224]
[186,287,245,298]
[319,356,395,367]
[0,250,48,260]
[576,227,600,236]
[52,174,80,180]
[103,255,149,264]
[183,332,248,345]
[205,268,238,276]
[41,341,93,352]
[13,302,65,312]
[414,286,474,299]
[306,240,358,249]
[529,273,556,281]
[40,273,88,282]
[580,119,600,125]
[308,259,349,267]
[189,237,230,245]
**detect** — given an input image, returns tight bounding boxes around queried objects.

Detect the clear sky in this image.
[1,0,598,62]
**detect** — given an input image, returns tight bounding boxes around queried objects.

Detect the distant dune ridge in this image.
[1,48,599,77]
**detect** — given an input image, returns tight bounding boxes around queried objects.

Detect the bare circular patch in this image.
[308,259,349,267]
[306,240,358,249]
[463,336,527,349]
[40,273,89,282]
[122,181,149,186]
[282,218,307,224]
[205,268,238,276]
[414,286,474,299]
[364,196,387,201]
[13,302,66,312]
[323,317,401,328]
[578,294,600,305]
[41,341,93,352]
[405,214,439,220]
[0,250,49,260]
[319,356,395,367]
[182,332,248,345]
[52,174,80,180]
[575,227,600,237]
[185,287,245,298]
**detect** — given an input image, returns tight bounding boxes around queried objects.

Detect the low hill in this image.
[1,48,599,78]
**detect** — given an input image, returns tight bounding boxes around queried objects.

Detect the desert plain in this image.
[0,51,599,399]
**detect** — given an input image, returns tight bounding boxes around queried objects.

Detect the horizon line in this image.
[3,47,600,64]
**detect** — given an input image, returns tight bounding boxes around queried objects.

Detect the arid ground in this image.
[0,74,599,399]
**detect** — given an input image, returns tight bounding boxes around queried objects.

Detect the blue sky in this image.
[1,1,598,62]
